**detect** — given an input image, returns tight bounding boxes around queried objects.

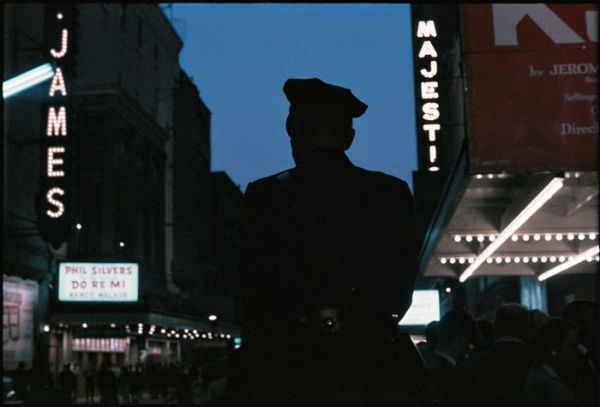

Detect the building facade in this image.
[3,4,240,396]
[410,4,598,320]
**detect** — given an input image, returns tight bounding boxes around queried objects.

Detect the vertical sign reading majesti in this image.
[463,4,598,173]
[415,19,442,172]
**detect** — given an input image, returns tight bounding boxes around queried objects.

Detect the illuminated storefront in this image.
[411,4,598,317]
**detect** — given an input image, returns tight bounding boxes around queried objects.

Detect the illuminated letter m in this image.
[417,20,437,38]
[47,106,67,136]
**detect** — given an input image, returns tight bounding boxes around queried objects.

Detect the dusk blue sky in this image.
[168,4,417,192]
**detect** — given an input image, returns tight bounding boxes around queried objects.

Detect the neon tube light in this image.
[459,177,564,282]
[3,63,54,99]
[538,245,599,281]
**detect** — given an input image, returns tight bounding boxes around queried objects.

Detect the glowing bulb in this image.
[43,325,50,332]
[119,242,125,247]
[522,234,530,241]
[82,323,88,328]
[589,233,597,240]
[495,257,502,263]
[76,223,82,230]
[440,258,447,264]
[556,234,563,241]
[468,257,475,264]
[209,315,217,321]
[57,13,63,19]
[523,257,529,263]
[449,258,456,264]
[511,235,518,241]
[489,235,496,242]
[459,258,466,264]
[532,257,538,263]
[541,256,548,263]
[545,234,552,241]
[514,257,521,263]
[534,234,541,241]
[505,257,511,263]
[567,234,575,241]
[110,323,116,328]
[465,235,473,242]
[550,256,557,263]
[454,235,462,243]
[477,235,484,242]
[476,174,483,179]
[578,234,585,240]
[559,256,566,262]
[486,258,493,263]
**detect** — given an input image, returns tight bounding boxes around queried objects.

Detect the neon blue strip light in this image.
[3,63,54,99]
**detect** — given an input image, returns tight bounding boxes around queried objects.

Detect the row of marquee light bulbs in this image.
[46,321,236,341]
[444,231,599,265]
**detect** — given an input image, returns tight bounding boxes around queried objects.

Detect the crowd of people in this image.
[416,300,597,407]
[8,358,229,405]
[7,299,597,406]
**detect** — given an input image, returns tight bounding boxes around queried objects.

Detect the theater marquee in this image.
[58,262,139,302]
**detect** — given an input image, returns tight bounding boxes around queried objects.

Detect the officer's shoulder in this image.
[245,169,294,195]
[354,166,411,193]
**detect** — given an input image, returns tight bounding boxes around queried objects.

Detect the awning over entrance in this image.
[419,152,598,282]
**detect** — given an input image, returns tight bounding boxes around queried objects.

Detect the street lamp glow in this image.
[208,315,217,321]
[3,63,54,99]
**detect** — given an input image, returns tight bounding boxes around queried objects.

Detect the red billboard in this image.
[462,4,597,173]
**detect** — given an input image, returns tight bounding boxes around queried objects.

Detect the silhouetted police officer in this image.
[226,78,423,406]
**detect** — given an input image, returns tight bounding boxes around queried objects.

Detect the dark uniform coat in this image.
[228,148,422,406]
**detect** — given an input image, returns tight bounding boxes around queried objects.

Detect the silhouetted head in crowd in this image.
[425,320,440,347]
[531,317,579,380]
[476,318,495,348]
[562,299,597,348]
[437,309,477,363]
[283,78,367,165]
[494,303,530,341]
[528,309,549,339]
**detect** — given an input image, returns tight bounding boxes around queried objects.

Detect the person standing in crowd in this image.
[522,317,581,406]
[97,362,118,405]
[176,364,194,406]
[226,77,421,406]
[417,320,439,361]
[459,303,532,407]
[84,366,97,403]
[118,365,131,403]
[59,362,77,405]
[529,309,550,340]
[130,364,144,403]
[562,299,598,407]
[425,309,477,406]
[11,361,28,402]
[475,318,495,350]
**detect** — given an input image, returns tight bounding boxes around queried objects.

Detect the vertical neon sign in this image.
[44,11,69,218]
[416,20,441,172]
[37,4,76,248]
